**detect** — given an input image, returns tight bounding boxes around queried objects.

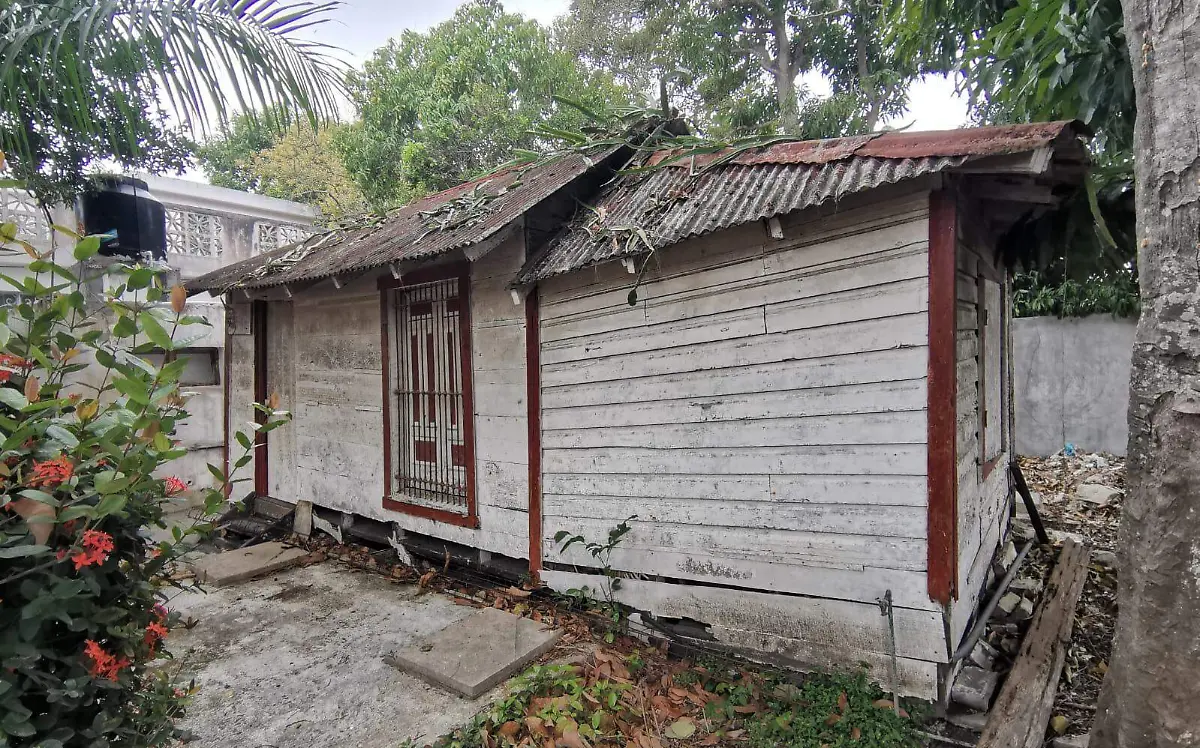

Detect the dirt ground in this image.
[166,562,502,748]
[1020,451,1123,740]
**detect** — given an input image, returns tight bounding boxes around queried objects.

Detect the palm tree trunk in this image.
[1091,0,1200,745]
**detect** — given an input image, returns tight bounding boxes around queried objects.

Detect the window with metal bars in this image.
[384,272,473,517]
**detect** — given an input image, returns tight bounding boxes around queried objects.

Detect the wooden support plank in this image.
[977,538,1091,748]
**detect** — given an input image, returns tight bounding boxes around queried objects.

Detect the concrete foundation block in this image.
[386,607,562,698]
[293,500,313,537]
[950,666,999,711]
[189,542,311,587]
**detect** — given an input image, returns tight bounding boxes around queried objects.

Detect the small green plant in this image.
[744,670,922,748]
[554,515,636,640]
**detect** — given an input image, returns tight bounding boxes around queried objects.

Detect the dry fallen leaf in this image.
[9,497,54,544]
[824,713,842,727]
[497,721,521,739]
[418,570,437,588]
[838,691,849,714]
[851,726,862,741]
[170,284,187,315]
[665,718,696,739]
[872,699,894,710]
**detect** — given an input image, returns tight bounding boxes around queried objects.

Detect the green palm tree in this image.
[0,0,346,203]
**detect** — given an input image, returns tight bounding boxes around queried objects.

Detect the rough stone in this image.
[1009,576,1044,595]
[293,500,313,537]
[386,607,562,698]
[996,592,1023,617]
[1053,734,1090,748]
[1092,550,1118,569]
[1015,490,1043,518]
[967,639,999,671]
[946,710,990,731]
[1075,483,1122,506]
[999,541,1019,569]
[189,542,310,587]
[950,666,999,711]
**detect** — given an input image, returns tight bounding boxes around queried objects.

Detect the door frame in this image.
[379,263,479,528]
[252,299,269,497]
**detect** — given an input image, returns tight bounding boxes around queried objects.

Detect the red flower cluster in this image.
[0,353,29,384]
[72,529,114,571]
[28,456,73,488]
[83,640,129,681]
[143,621,169,656]
[163,476,187,496]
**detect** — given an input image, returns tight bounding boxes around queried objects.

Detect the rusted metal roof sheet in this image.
[517,121,1083,284]
[187,150,614,293]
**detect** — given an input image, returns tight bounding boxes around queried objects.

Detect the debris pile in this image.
[942,451,1122,747]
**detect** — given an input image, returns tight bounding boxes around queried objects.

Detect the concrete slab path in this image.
[188,541,310,586]
[387,607,562,698]
[168,562,497,747]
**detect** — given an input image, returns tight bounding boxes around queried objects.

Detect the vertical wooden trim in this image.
[458,270,478,528]
[525,287,542,579]
[927,189,959,605]
[252,299,268,498]
[222,296,232,498]
[380,287,393,503]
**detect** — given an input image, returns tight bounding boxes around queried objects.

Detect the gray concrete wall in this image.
[1014,315,1136,456]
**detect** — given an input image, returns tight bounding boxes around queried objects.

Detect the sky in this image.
[183,0,969,182]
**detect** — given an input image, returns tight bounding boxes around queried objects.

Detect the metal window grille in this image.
[391,278,469,512]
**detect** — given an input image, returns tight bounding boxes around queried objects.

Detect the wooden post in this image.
[977,538,1091,748]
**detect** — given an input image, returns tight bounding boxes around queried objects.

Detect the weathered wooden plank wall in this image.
[538,191,945,695]
[226,301,257,497]
[949,215,1013,644]
[237,233,531,559]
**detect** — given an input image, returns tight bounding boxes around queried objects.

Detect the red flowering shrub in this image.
[0,227,290,746]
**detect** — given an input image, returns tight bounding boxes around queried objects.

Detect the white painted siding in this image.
[232,233,530,558]
[539,193,943,693]
[949,227,1013,644]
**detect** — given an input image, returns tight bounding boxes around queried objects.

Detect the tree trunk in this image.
[770,8,798,133]
[1091,2,1200,746]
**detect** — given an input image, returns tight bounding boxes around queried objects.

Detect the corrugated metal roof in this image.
[517,121,1085,284]
[187,150,616,293]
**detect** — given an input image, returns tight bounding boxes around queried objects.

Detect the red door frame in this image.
[525,287,542,579]
[252,299,269,498]
[927,188,960,605]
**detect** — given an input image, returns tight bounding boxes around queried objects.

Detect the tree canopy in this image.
[0,0,345,205]
[558,0,916,138]
[334,0,632,210]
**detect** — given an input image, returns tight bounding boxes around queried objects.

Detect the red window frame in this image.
[379,262,478,528]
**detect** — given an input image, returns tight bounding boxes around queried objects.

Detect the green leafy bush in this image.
[1012,269,1140,319]
[0,222,287,746]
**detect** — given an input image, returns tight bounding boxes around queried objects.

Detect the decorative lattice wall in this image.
[253,222,311,254]
[165,209,224,257]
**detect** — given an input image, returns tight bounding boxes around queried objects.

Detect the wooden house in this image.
[189,121,1089,699]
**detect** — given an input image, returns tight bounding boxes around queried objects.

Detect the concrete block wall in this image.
[0,177,319,492]
[1013,315,1136,456]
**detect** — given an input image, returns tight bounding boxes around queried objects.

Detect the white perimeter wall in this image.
[1014,315,1135,456]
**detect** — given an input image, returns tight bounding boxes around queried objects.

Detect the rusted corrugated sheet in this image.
[188,150,616,293]
[517,121,1082,284]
